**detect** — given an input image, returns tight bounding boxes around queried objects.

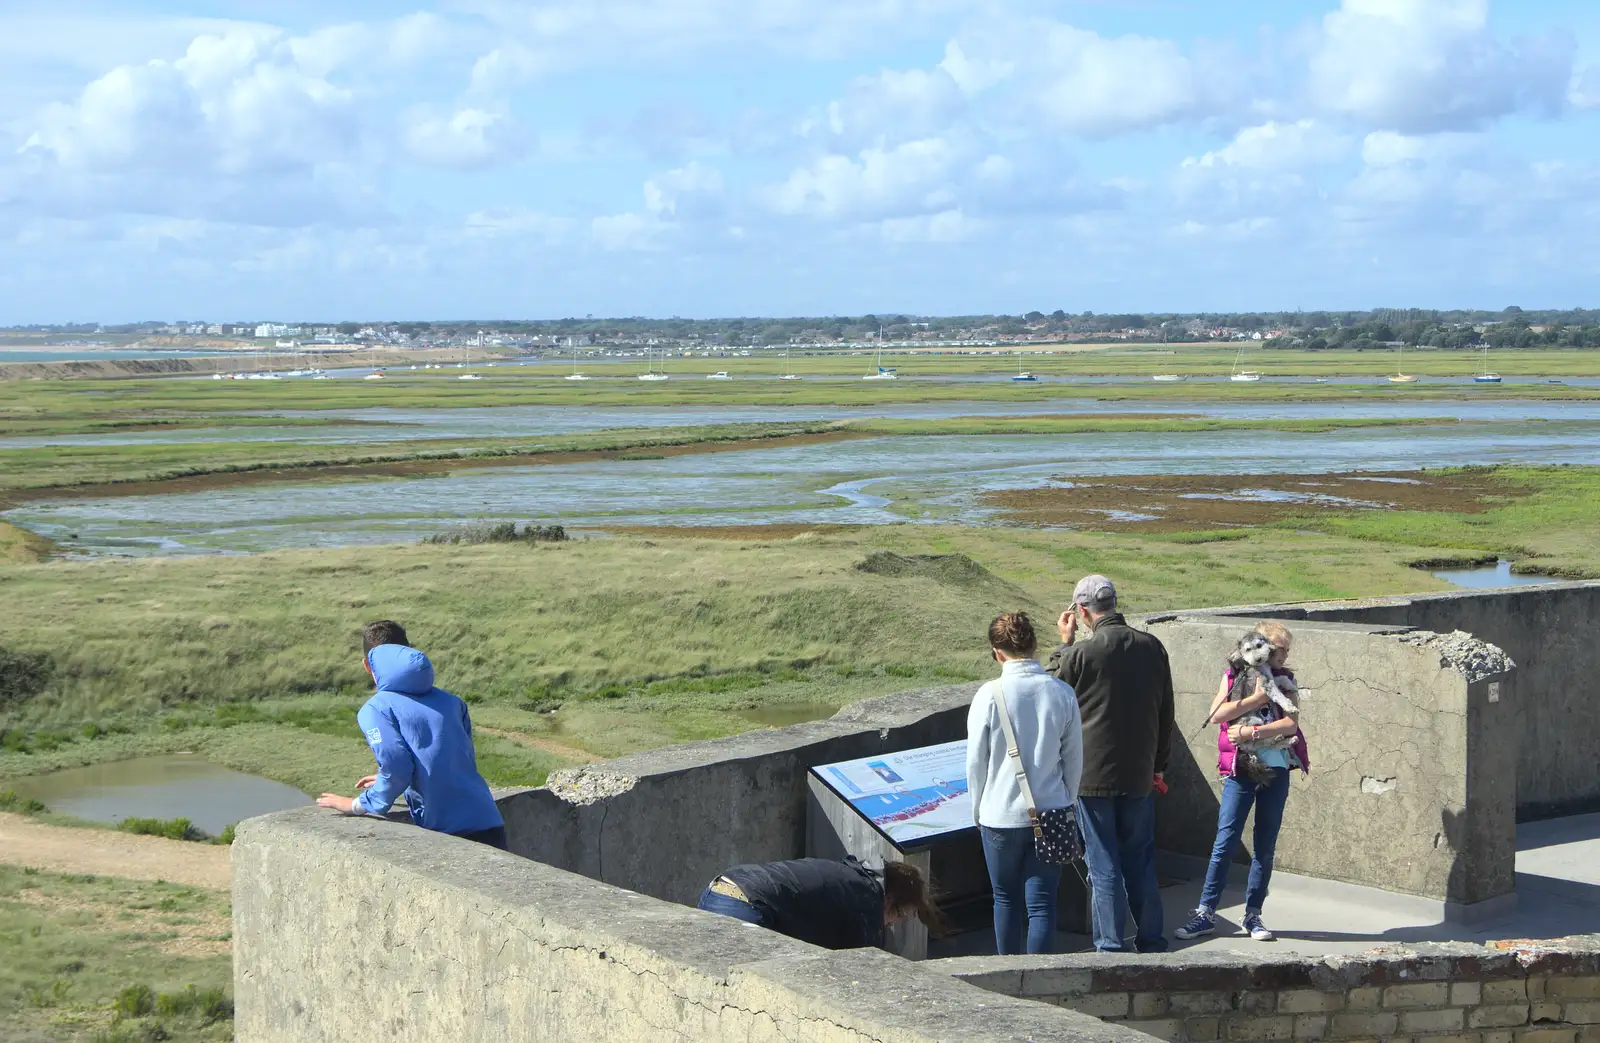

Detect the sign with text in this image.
[811,741,972,850]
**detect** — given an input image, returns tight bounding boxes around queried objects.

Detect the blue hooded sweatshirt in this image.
[353,644,503,835]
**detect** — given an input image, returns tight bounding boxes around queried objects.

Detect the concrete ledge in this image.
[234,807,1143,1042]
[933,935,1600,995]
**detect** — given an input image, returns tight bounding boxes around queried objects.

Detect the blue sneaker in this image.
[1174,909,1215,940]
[1243,912,1275,941]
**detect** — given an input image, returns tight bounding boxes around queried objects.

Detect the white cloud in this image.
[1308,0,1574,132]
[460,0,976,71]
[591,211,660,250]
[768,137,965,220]
[1573,65,1600,110]
[404,107,528,168]
[22,29,358,176]
[818,67,965,147]
[1185,120,1352,171]
[878,208,980,243]
[643,162,725,220]
[944,18,1238,138]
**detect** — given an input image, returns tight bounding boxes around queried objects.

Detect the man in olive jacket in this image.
[1047,575,1174,953]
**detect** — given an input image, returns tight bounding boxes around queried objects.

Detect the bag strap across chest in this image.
[992,677,1044,829]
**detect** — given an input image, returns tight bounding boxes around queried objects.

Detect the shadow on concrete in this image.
[1162,811,1600,957]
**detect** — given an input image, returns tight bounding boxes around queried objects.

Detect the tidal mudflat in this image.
[10,414,1599,555]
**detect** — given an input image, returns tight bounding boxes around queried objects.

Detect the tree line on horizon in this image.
[12,306,1600,349]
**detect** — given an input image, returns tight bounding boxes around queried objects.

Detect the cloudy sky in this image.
[2,0,1597,321]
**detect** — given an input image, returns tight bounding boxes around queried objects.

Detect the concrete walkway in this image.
[1168,812,1600,956]
[937,812,1600,957]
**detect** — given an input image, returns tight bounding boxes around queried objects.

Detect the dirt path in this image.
[476,726,600,764]
[0,813,230,890]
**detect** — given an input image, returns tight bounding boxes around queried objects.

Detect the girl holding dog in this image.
[1175,621,1309,943]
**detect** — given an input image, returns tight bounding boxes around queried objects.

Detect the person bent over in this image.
[316,620,507,850]
[696,857,937,950]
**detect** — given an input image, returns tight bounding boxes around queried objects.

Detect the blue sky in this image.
[1,0,1597,322]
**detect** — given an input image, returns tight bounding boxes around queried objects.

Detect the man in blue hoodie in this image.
[315,620,508,850]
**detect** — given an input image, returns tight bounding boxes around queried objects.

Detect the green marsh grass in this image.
[5,344,1600,439]
[9,480,1593,791]
[0,865,231,1041]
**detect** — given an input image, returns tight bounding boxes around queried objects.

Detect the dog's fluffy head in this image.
[1235,632,1274,668]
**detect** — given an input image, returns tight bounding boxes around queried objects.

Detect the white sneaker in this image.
[1243,912,1274,941]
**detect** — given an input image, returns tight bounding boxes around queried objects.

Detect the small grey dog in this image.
[1218,632,1300,785]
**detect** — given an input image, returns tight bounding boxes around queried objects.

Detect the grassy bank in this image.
[0,866,231,1041]
[8,474,1588,795]
[0,420,854,497]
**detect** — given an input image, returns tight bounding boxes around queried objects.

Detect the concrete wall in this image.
[1143,616,1516,909]
[938,936,1600,1043]
[232,809,1144,1043]
[504,620,1518,912]
[497,684,980,905]
[1175,582,1600,820]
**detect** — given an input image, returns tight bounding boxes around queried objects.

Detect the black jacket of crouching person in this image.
[721,857,885,949]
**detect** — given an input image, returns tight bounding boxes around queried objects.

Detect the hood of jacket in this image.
[367,644,435,696]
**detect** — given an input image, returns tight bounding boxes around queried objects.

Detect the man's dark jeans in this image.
[1078,794,1167,952]
[980,825,1063,954]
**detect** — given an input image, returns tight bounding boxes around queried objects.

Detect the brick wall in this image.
[937,938,1600,1043]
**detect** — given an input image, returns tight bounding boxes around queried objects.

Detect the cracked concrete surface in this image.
[234,809,1138,1042]
[1173,581,1600,819]
[1148,615,1514,907]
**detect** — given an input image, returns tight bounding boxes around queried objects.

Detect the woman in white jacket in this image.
[966,611,1084,954]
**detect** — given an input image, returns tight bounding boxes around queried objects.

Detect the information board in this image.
[810,740,973,849]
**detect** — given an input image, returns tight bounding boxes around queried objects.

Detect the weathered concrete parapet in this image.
[233,807,1147,1042]
[1172,581,1600,820]
[497,683,981,905]
[935,936,1600,1043]
[1143,615,1517,913]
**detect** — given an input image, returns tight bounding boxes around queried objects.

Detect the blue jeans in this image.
[1078,795,1167,952]
[980,825,1063,954]
[454,826,508,851]
[1199,769,1291,914]
[696,887,764,925]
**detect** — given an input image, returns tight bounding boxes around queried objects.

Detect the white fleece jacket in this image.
[966,658,1084,828]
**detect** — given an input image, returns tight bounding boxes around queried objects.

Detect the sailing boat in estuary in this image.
[1474,344,1501,384]
[1388,342,1417,383]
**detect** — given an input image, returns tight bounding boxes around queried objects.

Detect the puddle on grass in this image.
[7,754,312,835]
[1430,560,1563,589]
[735,704,840,729]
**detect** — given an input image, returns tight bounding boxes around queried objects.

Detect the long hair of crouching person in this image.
[883,862,945,932]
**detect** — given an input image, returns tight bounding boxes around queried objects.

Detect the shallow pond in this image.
[13,415,1600,555]
[1431,561,1565,589]
[8,755,311,835]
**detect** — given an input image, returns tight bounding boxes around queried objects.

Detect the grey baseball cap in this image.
[1073,574,1117,606]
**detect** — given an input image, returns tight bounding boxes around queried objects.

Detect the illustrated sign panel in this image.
[811,741,972,848]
